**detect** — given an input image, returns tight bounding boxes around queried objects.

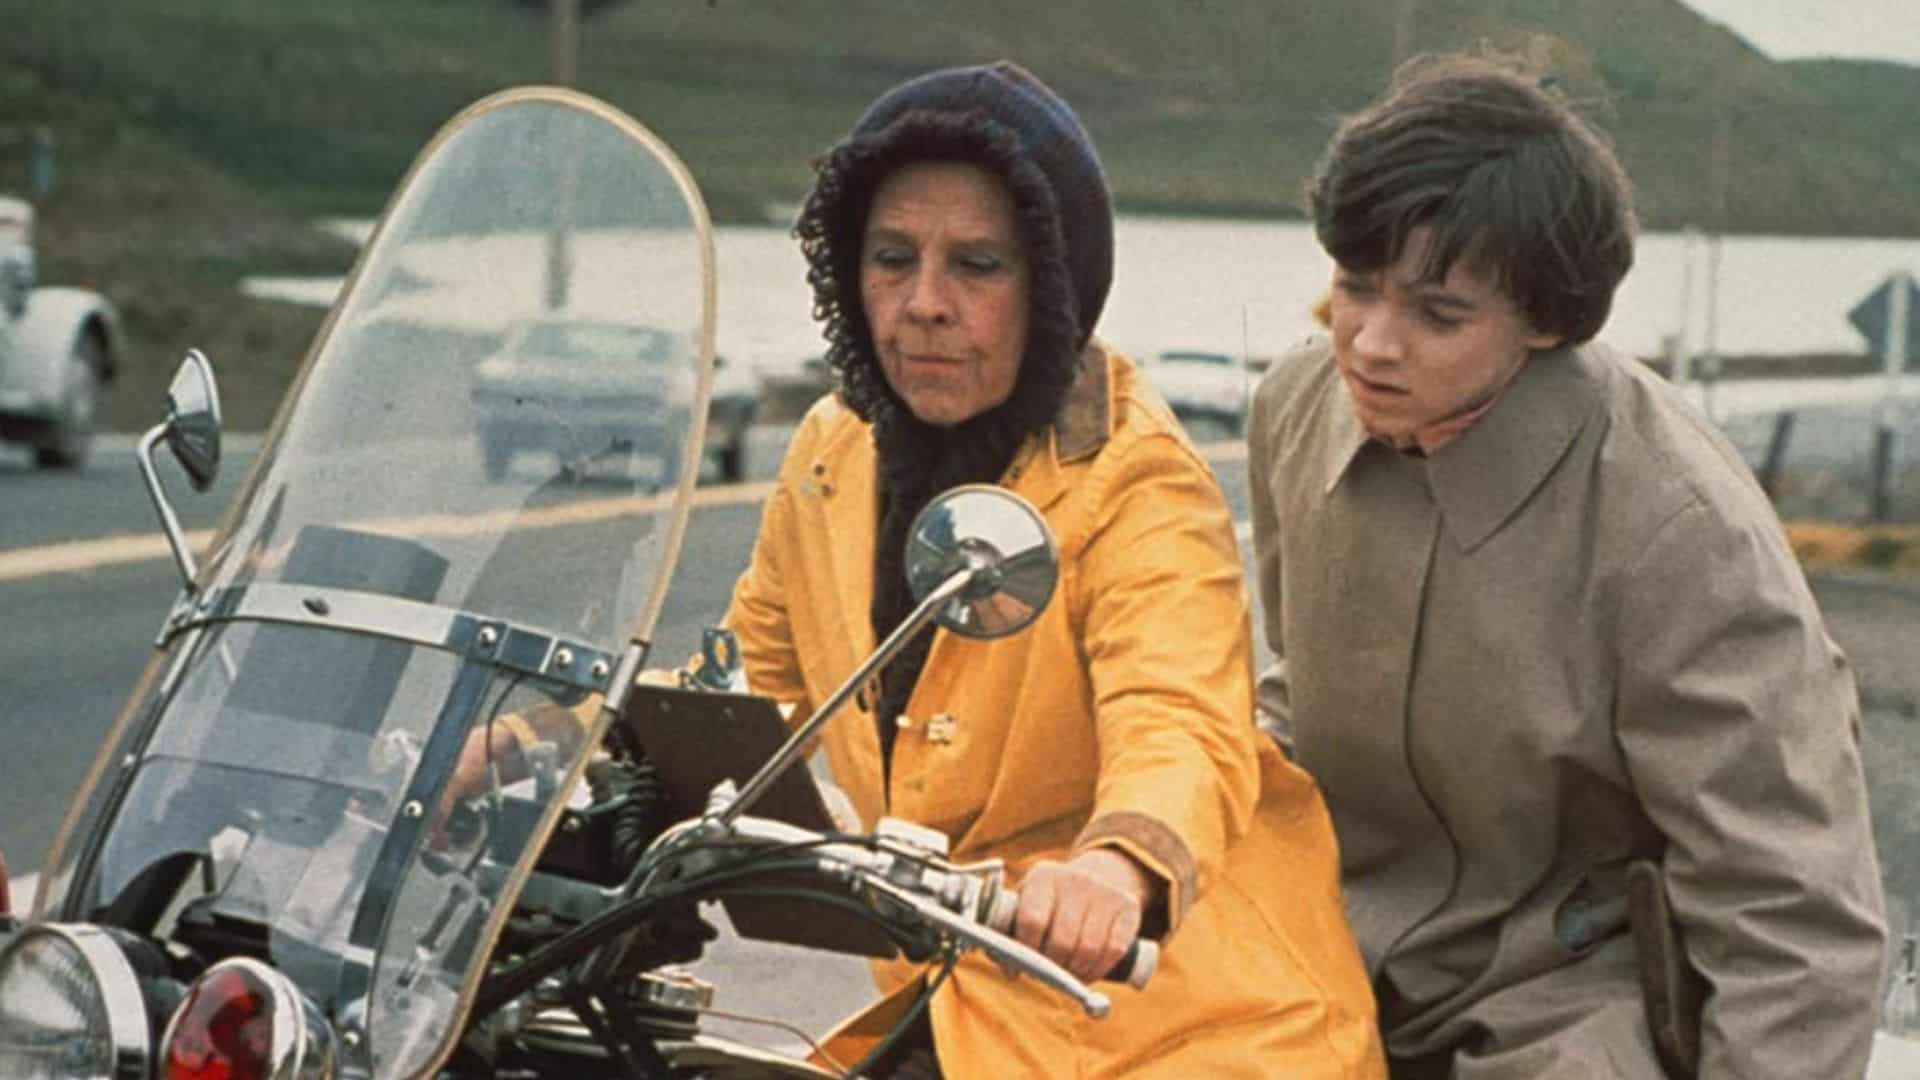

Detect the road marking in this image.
[0,482,781,583]
[0,442,1242,583]
[0,530,215,583]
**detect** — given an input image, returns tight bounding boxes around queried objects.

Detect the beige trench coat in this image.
[1250,339,1886,1078]
[727,345,1384,1077]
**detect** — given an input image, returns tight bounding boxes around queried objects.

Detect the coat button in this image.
[927,713,957,744]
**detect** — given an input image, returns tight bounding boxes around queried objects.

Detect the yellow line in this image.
[0,443,1241,584]
[0,530,215,583]
[0,481,784,583]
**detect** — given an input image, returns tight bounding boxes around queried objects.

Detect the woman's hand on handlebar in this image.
[1011,848,1150,986]
[432,724,522,847]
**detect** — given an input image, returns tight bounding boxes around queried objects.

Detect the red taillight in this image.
[163,963,278,1080]
[160,957,337,1080]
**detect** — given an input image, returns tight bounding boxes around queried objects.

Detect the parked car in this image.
[1142,348,1249,437]
[0,194,121,467]
[707,352,759,483]
[470,314,760,483]
[758,353,837,423]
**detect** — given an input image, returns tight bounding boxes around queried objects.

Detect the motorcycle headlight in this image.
[0,923,155,1080]
[160,957,336,1080]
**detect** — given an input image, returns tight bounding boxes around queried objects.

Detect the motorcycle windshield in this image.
[39,88,713,1080]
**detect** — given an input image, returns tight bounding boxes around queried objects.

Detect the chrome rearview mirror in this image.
[138,349,224,592]
[905,484,1057,639]
[715,485,1057,827]
[163,349,223,491]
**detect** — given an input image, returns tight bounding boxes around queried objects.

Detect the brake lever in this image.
[671,804,1127,1016]
[860,873,1113,1018]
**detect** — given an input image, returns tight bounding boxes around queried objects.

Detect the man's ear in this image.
[1524,327,1562,352]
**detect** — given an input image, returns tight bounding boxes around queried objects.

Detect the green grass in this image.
[3,0,1919,428]
[13,0,1917,228]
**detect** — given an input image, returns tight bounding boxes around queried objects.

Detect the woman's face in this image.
[1327,226,1558,444]
[861,161,1030,426]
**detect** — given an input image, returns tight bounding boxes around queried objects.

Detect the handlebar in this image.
[702,808,1156,1017]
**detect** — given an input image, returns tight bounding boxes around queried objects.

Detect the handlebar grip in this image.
[984,887,1158,989]
[1112,938,1158,990]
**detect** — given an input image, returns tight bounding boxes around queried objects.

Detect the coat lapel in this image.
[811,418,879,671]
[1426,346,1607,552]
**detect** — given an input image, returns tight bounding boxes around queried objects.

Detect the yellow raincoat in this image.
[726,344,1383,1077]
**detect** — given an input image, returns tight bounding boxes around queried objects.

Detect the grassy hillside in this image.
[1,0,1917,428]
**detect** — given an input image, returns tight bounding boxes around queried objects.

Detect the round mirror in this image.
[905,484,1058,640]
[164,349,222,492]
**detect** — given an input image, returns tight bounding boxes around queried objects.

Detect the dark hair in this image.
[1307,54,1637,346]
[794,61,1112,434]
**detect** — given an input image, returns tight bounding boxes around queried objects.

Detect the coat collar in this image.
[1051,340,1113,463]
[1327,344,1607,552]
[808,340,1115,661]
[1003,340,1113,512]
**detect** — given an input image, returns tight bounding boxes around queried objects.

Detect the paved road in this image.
[7,422,1916,1065]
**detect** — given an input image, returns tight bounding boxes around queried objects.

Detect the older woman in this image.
[724,62,1383,1077]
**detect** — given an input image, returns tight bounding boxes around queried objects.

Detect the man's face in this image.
[1327,226,1558,444]
[861,161,1030,426]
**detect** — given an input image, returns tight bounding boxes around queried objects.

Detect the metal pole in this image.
[1882,270,1910,422]
[715,567,977,827]
[1871,271,1909,521]
[1392,0,1416,68]
[137,426,200,592]
[544,0,581,312]
[1759,412,1795,497]
[1673,227,1699,385]
[551,0,579,86]
[1701,108,1730,423]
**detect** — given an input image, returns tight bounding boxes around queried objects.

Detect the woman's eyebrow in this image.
[862,224,914,245]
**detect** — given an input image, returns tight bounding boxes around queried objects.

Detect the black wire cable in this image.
[841,952,960,1080]
[476,831,996,1076]
[676,884,933,957]
[454,671,526,875]
[592,883,958,1074]
[476,841,919,1014]
[619,827,948,901]
[562,875,966,1079]
[563,987,656,1079]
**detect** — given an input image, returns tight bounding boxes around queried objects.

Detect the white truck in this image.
[0,193,120,467]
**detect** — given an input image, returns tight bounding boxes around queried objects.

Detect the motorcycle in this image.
[0,87,1149,1079]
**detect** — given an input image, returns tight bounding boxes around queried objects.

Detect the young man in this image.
[1249,55,1886,1078]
